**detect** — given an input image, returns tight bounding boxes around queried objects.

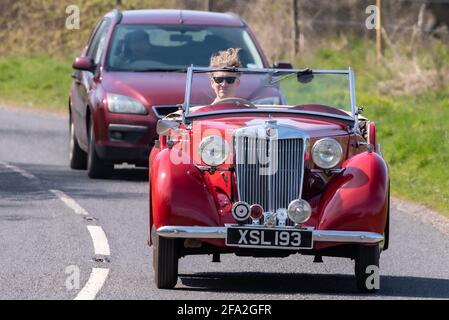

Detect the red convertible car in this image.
[149,67,389,293]
[69,9,274,178]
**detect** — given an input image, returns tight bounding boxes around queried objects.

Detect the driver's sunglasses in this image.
[212,76,237,85]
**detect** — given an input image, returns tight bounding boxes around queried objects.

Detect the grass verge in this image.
[0,55,73,113]
[297,36,449,217]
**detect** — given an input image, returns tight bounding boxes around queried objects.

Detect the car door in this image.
[73,18,111,149]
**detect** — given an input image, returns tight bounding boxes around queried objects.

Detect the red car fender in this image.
[316,151,389,248]
[150,148,220,231]
[148,145,161,245]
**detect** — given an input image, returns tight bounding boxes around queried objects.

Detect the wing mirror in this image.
[72,56,96,73]
[273,61,293,69]
[156,119,179,136]
[297,68,314,83]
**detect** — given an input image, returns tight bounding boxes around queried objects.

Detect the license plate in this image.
[226,226,313,249]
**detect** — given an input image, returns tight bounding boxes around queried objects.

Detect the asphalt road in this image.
[1,105,449,300]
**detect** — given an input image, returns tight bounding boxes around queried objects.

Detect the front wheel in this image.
[69,119,87,170]
[153,230,179,289]
[87,119,113,179]
[354,244,380,293]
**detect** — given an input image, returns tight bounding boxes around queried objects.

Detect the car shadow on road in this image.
[0,162,148,202]
[177,272,449,299]
[111,167,149,182]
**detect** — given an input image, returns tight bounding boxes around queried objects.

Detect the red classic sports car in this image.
[149,67,389,293]
[69,9,274,178]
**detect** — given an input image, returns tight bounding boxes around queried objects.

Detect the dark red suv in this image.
[69,9,273,178]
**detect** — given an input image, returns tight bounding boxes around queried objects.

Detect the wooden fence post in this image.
[292,0,300,59]
[205,0,211,11]
[376,0,383,63]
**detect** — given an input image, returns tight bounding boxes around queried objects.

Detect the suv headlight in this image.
[311,138,343,169]
[107,93,147,115]
[199,135,229,166]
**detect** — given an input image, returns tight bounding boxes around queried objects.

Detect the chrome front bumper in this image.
[157,226,384,244]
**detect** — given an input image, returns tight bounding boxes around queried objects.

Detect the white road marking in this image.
[1,157,112,300]
[49,189,88,216]
[48,188,111,300]
[74,268,110,300]
[0,161,37,180]
[87,225,111,256]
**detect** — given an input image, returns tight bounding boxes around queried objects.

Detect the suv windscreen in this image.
[107,24,264,71]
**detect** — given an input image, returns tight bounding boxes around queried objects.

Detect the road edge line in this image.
[87,225,111,256]
[74,268,110,300]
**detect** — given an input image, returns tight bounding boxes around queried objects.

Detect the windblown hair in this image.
[209,48,242,69]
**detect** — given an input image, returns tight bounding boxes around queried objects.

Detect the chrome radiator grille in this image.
[234,134,304,213]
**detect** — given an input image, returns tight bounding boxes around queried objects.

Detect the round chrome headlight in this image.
[287,199,312,224]
[311,138,343,169]
[199,135,230,166]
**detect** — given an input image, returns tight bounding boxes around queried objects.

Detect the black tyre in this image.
[383,187,391,251]
[354,244,380,293]
[87,119,113,179]
[69,119,87,170]
[153,230,179,289]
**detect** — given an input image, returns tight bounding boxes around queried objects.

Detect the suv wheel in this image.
[69,119,87,170]
[87,119,113,179]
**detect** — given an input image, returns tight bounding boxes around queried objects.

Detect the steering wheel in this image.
[211,97,256,108]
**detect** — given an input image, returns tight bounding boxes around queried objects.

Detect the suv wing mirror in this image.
[72,56,96,73]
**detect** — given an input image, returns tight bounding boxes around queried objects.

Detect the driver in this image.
[209,48,242,104]
[163,48,243,120]
[123,30,152,63]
